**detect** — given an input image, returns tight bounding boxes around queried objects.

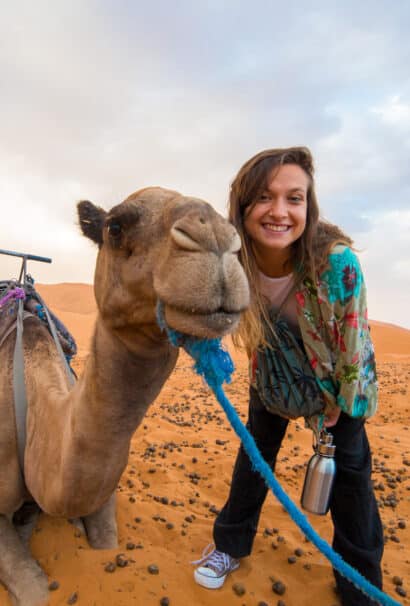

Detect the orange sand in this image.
[1,284,409,606]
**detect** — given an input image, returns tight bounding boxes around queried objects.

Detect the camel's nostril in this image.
[199,217,206,224]
[170,226,202,251]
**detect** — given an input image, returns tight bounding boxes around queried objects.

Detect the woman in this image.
[193,147,383,606]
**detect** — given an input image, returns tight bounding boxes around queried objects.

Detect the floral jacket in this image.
[250,245,378,422]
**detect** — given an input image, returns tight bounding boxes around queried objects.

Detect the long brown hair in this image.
[228,146,352,354]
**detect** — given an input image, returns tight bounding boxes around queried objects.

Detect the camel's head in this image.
[78,187,249,342]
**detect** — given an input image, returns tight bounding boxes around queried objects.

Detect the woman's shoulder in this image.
[319,244,363,305]
[312,221,358,276]
[325,243,359,266]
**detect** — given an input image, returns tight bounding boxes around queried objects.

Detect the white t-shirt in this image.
[258,271,300,333]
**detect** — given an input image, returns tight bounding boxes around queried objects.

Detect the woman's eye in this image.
[289,196,303,203]
[258,194,270,201]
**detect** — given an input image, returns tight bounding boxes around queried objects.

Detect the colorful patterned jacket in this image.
[251,244,378,421]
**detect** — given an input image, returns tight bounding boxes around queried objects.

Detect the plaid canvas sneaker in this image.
[192,544,240,589]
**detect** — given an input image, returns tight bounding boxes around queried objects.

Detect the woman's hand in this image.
[323,407,341,427]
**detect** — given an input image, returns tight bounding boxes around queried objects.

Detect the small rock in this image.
[49,581,60,591]
[104,562,116,573]
[148,564,159,575]
[392,576,403,586]
[287,555,297,564]
[67,593,78,605]
[232,582,246,596]
[115,554,128,568]
[272,580,286,595]
[396,586,407,598]
[160,598,170,606]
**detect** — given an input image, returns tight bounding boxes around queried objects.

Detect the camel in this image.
[0,186,250,606]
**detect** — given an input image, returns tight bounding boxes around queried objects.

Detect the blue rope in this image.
[156,303,401,606]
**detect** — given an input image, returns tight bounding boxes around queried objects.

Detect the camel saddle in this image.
[0,279,76,474]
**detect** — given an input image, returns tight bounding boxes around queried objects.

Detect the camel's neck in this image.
[25,317,178,517]
[83,318,177,433]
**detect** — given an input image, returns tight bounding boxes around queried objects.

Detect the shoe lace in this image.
[191,544,233,573]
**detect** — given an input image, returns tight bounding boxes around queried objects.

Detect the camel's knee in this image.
[13,501,41,547]
[8,568,49,606]
[0,514,49,606]
[82,493,118,549]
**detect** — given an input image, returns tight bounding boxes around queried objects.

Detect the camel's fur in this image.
[0,187,249,605]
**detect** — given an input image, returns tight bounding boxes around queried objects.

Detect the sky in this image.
[1,0,409,328]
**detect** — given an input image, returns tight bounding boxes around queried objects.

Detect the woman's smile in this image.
[262,222,291,233]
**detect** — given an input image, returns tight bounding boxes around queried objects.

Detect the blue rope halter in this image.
[157,303,402,606]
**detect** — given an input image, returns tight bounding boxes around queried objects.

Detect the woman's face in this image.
[243,163,309,271]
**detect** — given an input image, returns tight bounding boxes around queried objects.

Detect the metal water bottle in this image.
[301,430,336,515]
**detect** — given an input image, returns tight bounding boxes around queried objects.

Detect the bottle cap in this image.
[317,432,336,456]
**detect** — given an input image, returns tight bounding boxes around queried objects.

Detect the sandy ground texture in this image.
[1,283,409,606]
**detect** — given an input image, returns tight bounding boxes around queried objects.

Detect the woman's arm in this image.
[321,246,378,419]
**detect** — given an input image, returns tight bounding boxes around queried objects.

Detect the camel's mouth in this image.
[163,304,241,339]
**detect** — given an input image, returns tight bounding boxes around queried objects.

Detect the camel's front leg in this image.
[82,493,118,549]
[13,501,42,548]
[0,514,49,606]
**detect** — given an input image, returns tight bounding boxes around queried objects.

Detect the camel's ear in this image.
[77,200,107,246]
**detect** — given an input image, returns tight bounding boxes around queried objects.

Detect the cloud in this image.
[358,211,410,328]
[0,1,409,326]
[372,95,410,127]
[315,91,410,232]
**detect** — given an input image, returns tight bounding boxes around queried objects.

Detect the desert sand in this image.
[1,283,409,606]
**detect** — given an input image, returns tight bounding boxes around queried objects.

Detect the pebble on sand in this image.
[67,592,78,605]
[272,580,286,595]
[148,564,160,575]
[232,582,246,596]
[49,580,60,591]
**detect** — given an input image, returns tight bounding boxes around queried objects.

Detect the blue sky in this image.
[1,1,409,327]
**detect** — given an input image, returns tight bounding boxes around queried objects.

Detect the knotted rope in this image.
[157,303,402,606]
[0,287,25,308]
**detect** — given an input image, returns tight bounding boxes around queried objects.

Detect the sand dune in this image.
[36,283,97,315]
[1,284,409,606]
[370,321,410,362]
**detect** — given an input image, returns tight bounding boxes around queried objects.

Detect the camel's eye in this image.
[107,220,122,238]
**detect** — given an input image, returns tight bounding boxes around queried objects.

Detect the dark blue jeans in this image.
[213,387,383,606]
